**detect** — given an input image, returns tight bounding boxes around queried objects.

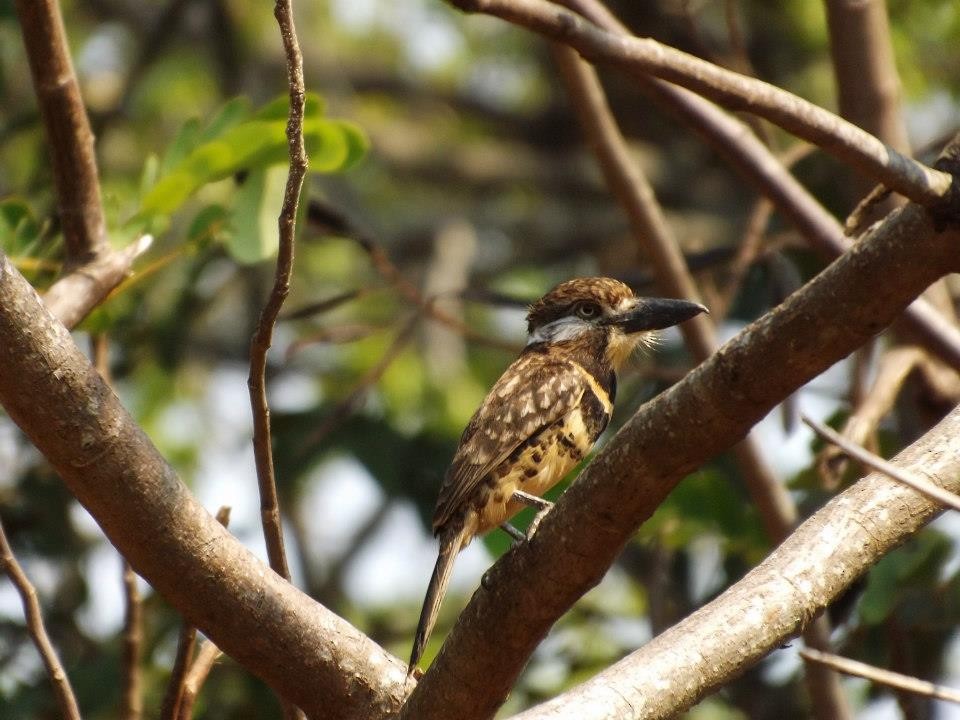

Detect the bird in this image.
[408,276,707,675]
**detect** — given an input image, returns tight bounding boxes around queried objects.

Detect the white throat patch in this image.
[526,316,592,346]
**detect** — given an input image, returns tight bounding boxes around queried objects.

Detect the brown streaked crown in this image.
[526,277,634,333]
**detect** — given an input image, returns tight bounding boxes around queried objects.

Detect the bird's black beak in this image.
[603,297,708,333]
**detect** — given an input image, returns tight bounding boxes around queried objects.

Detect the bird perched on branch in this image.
[408,277,707,675]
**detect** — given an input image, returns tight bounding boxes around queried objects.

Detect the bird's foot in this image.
[511,490,554,540]
[499,522,526,545]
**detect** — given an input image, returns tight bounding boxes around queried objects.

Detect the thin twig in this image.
[447,0,953,206]
[160,506,231,720]
[799,648,960,705]
[247,0,309,582]
[804,415,960,512]
[161,626,197,720]
[305,199,518,353]
[174,507,231,720]
[13,0,107,263]
[251,11,307,720]
[120,559,143,720]
[93,334,144,720]
[817,346,923,489]
[176,640,224,720]
[0,517,82,720]
[361,238,518,352]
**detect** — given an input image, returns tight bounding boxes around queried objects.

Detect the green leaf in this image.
[227,165,287,264]
[140,93,367,217]
[304,118,350,171]
[332,120,369,171]
[197,96,252,144]
[159,117,202,177]
[139,153,160,199]
[0,198,40,253]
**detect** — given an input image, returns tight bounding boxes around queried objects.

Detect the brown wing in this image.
[432,354,587,532]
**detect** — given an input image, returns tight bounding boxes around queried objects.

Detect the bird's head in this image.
[525,277,707,369]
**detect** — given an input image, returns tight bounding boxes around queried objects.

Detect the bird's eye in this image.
[575,302,600,319]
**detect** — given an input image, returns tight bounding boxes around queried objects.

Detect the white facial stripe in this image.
[615,296,637,313]
[526,316,591,346]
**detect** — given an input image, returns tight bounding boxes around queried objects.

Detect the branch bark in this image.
[398,195,960,718]
[14,0,107,264]
[825,0,911,157]
[513,404,960,719]
[42,230,152,330]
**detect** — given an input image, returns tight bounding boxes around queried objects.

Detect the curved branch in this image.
[444,0,953,206]
[246,0,308,587]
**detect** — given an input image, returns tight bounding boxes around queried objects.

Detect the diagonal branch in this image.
[444,0,953,206]
[799,648,960,706]
[512,405,960,720]
[804,416,960,513]
[0,253,413,719]
[398,178,960,717]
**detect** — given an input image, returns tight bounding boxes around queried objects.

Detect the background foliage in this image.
[1,0,959,718]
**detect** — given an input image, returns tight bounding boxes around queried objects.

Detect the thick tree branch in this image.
[445,0,953,206]
[399,196,960,717]
[14,0,107,264]
[0,253,412,719]
[513,405,960,719]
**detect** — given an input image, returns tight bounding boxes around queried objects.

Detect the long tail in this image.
[409,528,464,675]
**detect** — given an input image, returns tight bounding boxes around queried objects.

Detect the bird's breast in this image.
[473,402,606,535]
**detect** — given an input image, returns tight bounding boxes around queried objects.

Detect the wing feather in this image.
[432,354,587,531]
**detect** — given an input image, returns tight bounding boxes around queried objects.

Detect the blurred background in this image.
[1,0,960,717]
